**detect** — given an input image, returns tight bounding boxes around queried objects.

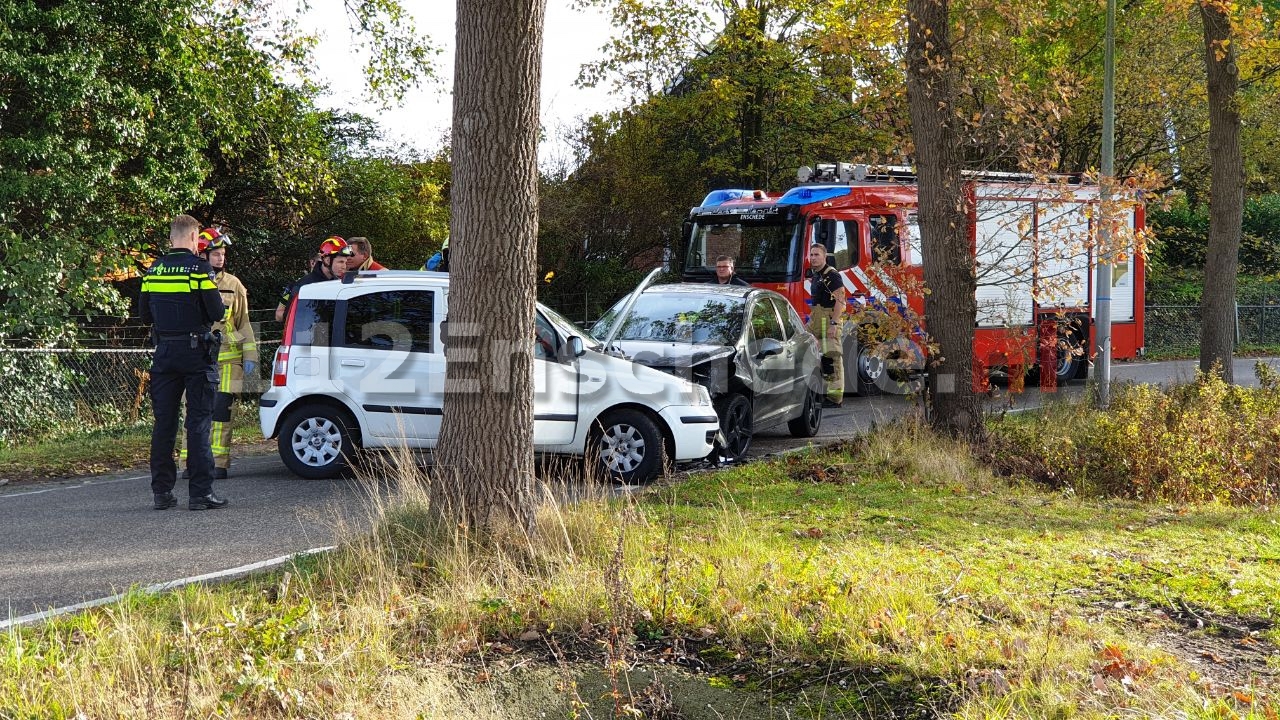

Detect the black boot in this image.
[153,492,178,510]
[188,493,229,511]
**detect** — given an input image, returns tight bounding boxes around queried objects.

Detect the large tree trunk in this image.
[1198,1,1243,382]
[435,0,546,531]
[904,0,985,440]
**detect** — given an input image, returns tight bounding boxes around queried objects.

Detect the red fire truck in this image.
[680,163,1146,394]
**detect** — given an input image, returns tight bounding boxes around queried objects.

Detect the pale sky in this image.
[302,1,622,165]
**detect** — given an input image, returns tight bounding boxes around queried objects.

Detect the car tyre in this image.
[278,405,360,479]
[787,381,823,438]
[588,408,665,485]
[712,392,753,463]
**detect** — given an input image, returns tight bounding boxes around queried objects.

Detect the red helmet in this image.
[196,227,231,254]
[318,235,353,258]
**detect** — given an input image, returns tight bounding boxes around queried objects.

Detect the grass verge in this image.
[0,402,266,483]
[2,431,1278,718]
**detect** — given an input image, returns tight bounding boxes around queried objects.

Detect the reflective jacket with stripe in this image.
[140,249,225,335]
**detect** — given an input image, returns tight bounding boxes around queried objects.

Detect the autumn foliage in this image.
[986,364,1280,504]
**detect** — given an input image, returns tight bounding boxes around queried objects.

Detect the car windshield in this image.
[591,293,745,345]
[537,302,599,350]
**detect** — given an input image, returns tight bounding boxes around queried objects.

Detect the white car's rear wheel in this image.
[278,405,359,479]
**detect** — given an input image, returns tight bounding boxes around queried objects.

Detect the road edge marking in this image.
[1,545,335,630]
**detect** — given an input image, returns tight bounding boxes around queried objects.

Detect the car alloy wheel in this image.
[599,422,647,474]
[292,416,342,468]
[277,405,359,479]
[590,408,664,484]
[714,393,753,462]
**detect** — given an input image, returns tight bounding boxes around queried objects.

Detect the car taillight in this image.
[273,347,290,387]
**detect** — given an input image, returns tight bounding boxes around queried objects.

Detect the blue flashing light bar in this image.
[777,186,853,205]
[700,189,757,206]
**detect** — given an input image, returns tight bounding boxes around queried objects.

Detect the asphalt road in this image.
[3,355,1277,625]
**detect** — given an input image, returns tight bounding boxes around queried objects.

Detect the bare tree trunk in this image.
[435,0,546,531]
[1198,1,1243,382]
[904,0,985,440]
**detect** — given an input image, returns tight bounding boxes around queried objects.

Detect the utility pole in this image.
[1094,0,1116,408]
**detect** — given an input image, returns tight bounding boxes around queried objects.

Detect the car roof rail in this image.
[344,269,446,283]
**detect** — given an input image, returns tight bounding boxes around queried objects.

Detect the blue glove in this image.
[243,360,257,376]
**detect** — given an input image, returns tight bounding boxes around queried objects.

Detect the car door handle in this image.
[340,359,367,368]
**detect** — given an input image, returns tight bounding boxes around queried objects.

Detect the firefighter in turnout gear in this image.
[142,215,228,510]
[806,243,847,407]
[180,227,257,479]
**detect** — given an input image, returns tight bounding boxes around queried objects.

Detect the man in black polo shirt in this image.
[806,243,847,407]
[141,214,228,510]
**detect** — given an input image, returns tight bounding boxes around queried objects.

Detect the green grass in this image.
[0,403,265,482]
[2,433,1277,718]
[1143,343,1280,361]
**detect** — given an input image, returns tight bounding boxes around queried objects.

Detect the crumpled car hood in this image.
[608,340,735,368]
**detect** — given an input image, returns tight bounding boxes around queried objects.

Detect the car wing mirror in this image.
[754,337,784,360]
[568,335,586,357]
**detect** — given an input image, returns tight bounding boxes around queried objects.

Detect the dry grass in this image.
[2,425,1278,719]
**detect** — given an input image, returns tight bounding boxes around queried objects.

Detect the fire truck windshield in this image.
[684,219,801,282]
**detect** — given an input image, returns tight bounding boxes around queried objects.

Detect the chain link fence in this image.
[0,311,283,446]
[1144,304,1280,356]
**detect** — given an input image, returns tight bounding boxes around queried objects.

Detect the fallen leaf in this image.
[1233,690,1254,704]
[1092,674,1108,692]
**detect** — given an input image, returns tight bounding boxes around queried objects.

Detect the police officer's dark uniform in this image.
[142,247,227,510]
[717,274,750,287]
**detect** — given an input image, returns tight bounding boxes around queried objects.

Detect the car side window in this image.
[343,290,434,353]
[534,313,559,359]
[769,297,797,340]
[782,301,807,338]
[289,299,336,347]
[749,299,785,344]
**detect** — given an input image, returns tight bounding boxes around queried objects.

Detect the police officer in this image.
[142,214,228,510]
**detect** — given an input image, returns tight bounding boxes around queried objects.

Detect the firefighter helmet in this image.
[318,236,353,258]
[196,227,231,254]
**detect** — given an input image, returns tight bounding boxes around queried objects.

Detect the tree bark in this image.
[904,0,985,440]
[1198,1,1243,382]
[435,0,546,531]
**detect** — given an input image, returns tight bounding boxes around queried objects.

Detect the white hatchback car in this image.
[259,271,719,484]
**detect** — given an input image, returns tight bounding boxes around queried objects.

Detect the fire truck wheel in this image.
[855,339,885,396]
[1055,333,1084,383]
